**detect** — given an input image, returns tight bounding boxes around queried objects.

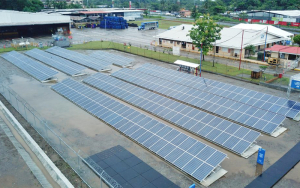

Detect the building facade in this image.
[155,24,293,59]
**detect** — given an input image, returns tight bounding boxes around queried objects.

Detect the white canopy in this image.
[174,60,199,68]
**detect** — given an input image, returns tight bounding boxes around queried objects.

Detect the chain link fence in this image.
[87,39,289,89]
[0,84,122,188]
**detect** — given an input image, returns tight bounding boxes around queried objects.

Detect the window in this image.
[170,41,173,44]
[288,54,296,60]
[177,41,180,45]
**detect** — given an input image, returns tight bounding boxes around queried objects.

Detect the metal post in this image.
[239,30,244,70]
[33,115,37,128]
[199,43,203,77]
[16,97,20,112]
[24,104,28,120]
[8,90,12,103]
[213,41,216,67]
[263,26,269,62]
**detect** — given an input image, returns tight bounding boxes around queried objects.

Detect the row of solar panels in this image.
[111,68,286,136]
[137,64,300,119]
[0,47,133,82]
[90,51,134,68]
[51,78,228,183]
[84,73,261,156]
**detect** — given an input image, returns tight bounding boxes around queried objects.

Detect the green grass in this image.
[68,41,289,85]
[0,46,50,53]
[128,19,193,30]
[245,56,258,60]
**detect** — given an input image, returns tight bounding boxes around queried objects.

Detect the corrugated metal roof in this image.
[266,45,300,55]
[269,10,300,17]
[0,10,71,27]
[79,11,108,14]
[247,10,300,17]
[231,23,293,38]
[155,24,292,49]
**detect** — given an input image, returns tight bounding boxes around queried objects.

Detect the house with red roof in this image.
[265,45,300,69]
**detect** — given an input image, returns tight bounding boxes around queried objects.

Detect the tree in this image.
[169,4,180,12]
[45,0,51,8]
[68,2,82,9]
[244,45,255,58]
[143,10,149,17]
[210,5,225,15]
[150,3,160,10]
[188,14,222,61]
[134,1,140,8]
[191,6,198,19]
[160,0,167,11]
[294,35,300,47]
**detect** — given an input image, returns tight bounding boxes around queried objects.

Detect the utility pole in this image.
[199,43,203,77]
[213,41,216,67]
[263,27,269,62]
[239,30,244,70]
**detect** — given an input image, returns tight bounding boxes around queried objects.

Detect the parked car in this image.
[176,15,181,18]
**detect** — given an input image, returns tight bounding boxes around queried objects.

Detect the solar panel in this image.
[25,48,86,76]
[46,46,111,71]
[87,145,179,188]
[84,73,261,157]
[90,51,134,68]
[111,68,286,136]
[52,78,227,183]
[136,63,300,119]
[1,51,58,82]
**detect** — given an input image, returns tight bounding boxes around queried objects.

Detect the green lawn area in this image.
[68,41,289,85]
[0,40,288,86]
[128,19,193,30]
[0,46,49,53]
[245,56,258,60]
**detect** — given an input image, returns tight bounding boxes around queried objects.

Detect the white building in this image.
[155,23,293,58]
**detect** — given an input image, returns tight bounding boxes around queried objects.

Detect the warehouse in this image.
[244,10,300,27]
[0,10,71,39]
[44,8,143,21]
[155,23,293,58]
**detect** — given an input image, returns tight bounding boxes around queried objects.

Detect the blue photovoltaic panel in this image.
[111,68,286,135]
[84,73,261,156]
[51,78,227,182]
[1,51,58,82]
[136,64,300,119]
[90,51,133,68]
[25,48,86,76]
[46,46,111,71]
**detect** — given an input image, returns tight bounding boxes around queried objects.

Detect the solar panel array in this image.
[111,69,286,135]
[90,51,134,67]
[52,78,227,182]
[46,46,111,71]
[1,51,58,82]
[136,64,300,119]
[84,73,260,156]
[25,48,86,76]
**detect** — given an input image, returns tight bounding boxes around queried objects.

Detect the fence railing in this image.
[0,84,122,188]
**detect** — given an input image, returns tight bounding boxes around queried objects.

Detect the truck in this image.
[138,21,159,30]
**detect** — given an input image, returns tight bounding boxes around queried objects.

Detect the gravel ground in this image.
[0,123,41,188]
[0,49,300,188]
